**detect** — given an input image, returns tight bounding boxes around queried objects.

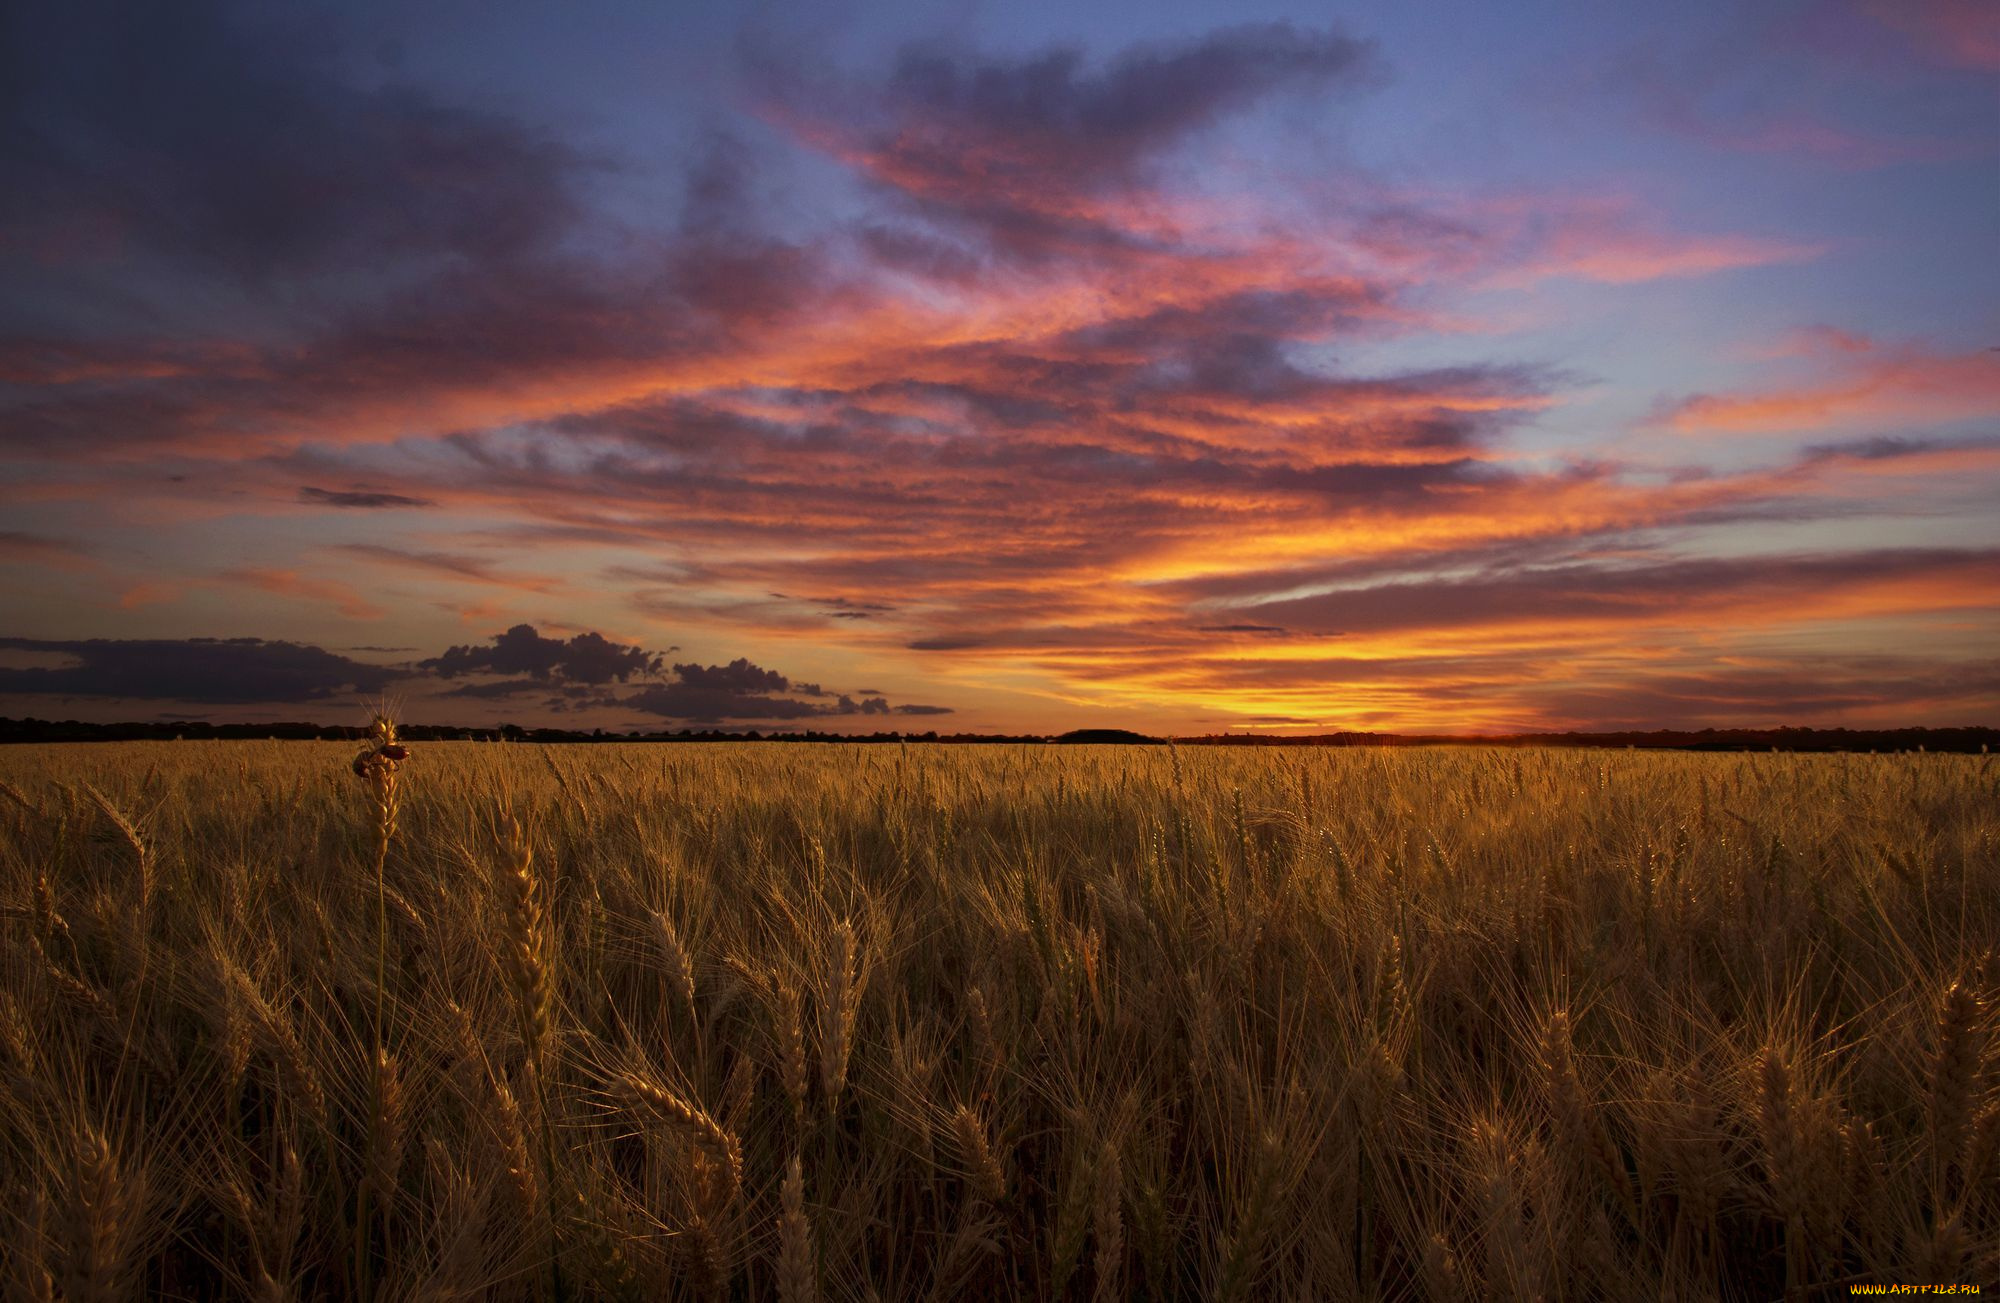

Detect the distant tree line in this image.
[0,717,1992,751]
[1174,725,1998,753]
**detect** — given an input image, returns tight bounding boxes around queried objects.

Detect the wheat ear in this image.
[950,1104,1007,1203]
[776,1153,816,1303]
[1092,1139,1124,1303]
[653,909,697,1020]
[61,1124,139,1303]
[1930,979,1985,1194]
[616,1070,744,1210]
[820,920,861,1110]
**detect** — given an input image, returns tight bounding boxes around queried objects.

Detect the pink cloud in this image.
[1665,335,2000,432]
[222,568,385,621]
[1859,0,2000,71]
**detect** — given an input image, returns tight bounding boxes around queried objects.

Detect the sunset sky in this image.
[2,0,1996,733]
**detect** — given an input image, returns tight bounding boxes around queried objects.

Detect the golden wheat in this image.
[0,740,1991,1297]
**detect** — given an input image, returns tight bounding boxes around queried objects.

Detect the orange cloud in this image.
[1666,335,2000,432]
[222,568,384,621]
[116,581,187,609]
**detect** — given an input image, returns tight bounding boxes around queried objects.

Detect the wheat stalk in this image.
[498,816,553,1062]
[82,782,151,913]
[367,1047,407,1209]
[60,1124,138,1303]
[1755,1044,1816,1294]
[682,1212,727,1299]
[615,1069,744,1211]
[775,1153,816,1303]
[783,983,810,1122]
[819,919,862,1110]
[1216,1126,1287,1303]
[1538,1010,1634,1218]
[1092,1139,1123,1303]
[1929,978,1985,1196]
[950,1104,1007,1203]
[352,712,405,1301]
[652,909,697,1020]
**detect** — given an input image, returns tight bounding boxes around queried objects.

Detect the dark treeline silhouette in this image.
[0,717,1022,745]
[0,717,1993,751]
[1175,725,1999,753]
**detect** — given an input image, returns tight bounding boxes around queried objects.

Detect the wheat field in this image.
[0,739,1993,1300]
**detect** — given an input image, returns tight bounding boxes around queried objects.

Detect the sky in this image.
[1,0,1996,734]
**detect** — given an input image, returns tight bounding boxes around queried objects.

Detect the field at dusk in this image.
[1,740,1994,1298]
[1,0,1996,1298]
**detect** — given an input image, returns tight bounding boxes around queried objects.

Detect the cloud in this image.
[1213,547,2000,638]
[222,568,384,620]
[412,627,951,722]
[0,2,842,462]
[1857,0,2000,71]
[753,23,1376,258]
[298,486,437,509]
[1482,197,1822,286]
[0,531,89,565]
[0,622,954,724]
[422,624,663,684]
[619,681,825,722]
[613,657,950,722]
[0,636,399,703]
[673,657,790,694]
[332,544,557,592]
[0,3,586,285]
[1570,34,1969,169]
[1508,654,2000,730]
[1663,334,2000,432]
[1797,434,2000,469]
[437,677,606,701]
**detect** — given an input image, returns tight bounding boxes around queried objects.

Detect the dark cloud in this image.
[299,485,437,509]
[752,23,1375,260]
[872,24,1374,174]
[620,659,950,723]
[1797,434,1998,464]
[673,657,789,694]
[0,635,398,703]
[1231,547,2000,637]
[1064,285,1389,360]
[0,1,584,290]
[0,624,952,723]
[423,624,664,685]
[620,682,828,722]
[856,223,989,284]
[437,677,555,700]
[333,545,548,589]
[1511,656,2000,730]
[1198,624,1291,636]
[412,631,948,723]
[0,1,837,462]
[0,531,87,562]
[771,593,897,620]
